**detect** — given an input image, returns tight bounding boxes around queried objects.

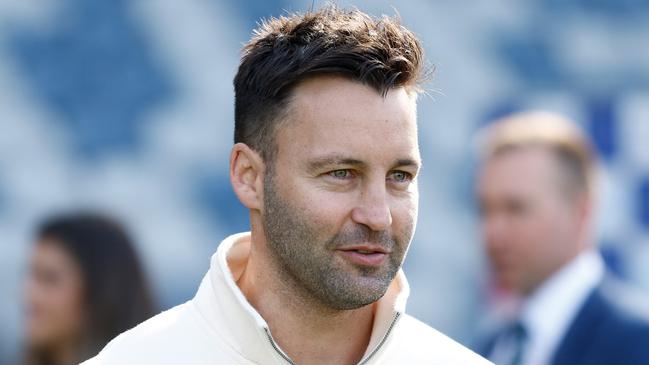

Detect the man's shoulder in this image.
[586,280,649,341]
[554,281,649,364]
[597,282,649,349]
[81,300,220,364]
[386,314,492,364]
[110,300,194,342]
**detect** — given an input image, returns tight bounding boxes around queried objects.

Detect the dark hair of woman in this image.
[23,212,156,365]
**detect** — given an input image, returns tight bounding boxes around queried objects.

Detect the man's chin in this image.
[348,276,392,299]
[326,290,385,311]
[316,273,393,310]
[491,273,518,293]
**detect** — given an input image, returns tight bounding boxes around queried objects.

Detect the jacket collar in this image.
[192,232,410,364]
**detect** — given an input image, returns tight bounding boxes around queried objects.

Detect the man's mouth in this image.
[336,245,391,266]
[355,249,377,254]
[339,244,390,253]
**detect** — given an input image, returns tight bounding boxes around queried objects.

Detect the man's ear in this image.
[577,191,593,225]
[572,189,594,243]
[230,143,264,210]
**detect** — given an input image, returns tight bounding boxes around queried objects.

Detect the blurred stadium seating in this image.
[1,0,648,362]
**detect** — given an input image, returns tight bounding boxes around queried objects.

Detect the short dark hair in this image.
[234,5,425,163]
[25,212,156,364]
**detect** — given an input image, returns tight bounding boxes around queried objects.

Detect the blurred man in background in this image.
[82,6,489,365]
[474,111,649,365]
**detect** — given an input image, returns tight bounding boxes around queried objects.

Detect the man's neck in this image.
[237,239,375,365]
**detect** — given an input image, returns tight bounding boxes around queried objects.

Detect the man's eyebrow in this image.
[394,158,421,169]
[306,156,366,171]
[306,156,421,172]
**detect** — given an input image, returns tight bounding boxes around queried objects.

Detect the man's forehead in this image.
[288,77,416,114]
[273,76,420,167]
[480,147,562,196]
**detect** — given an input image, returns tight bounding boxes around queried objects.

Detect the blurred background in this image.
[2,0,649,362]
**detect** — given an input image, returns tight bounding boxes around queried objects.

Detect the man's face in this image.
[262,76,420,310]
[477,146,583,296]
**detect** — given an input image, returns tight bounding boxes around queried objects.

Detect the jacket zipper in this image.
[264,312,401,365]
[357,312,401,365]
[264,327,297,365]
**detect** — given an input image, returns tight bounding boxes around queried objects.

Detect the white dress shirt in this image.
[520,249,605,365]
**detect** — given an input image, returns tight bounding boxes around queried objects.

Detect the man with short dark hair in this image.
[474,111,649,365]
[83,6,489,365]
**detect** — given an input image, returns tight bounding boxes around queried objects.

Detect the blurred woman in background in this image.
[22,212,156,365]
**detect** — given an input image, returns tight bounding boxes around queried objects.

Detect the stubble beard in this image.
[262,174,412,311]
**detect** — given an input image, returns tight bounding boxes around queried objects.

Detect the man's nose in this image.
[483,213,509,250]
[351,182,392,231]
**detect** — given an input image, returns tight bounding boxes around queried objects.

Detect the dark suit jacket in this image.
[550,282,649,365]
[476,280,649,365]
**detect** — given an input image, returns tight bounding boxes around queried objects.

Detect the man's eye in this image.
[329,169,352,179]
[390,171,412,183]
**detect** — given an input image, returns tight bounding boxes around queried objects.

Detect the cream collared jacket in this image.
[82,233,491,365]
